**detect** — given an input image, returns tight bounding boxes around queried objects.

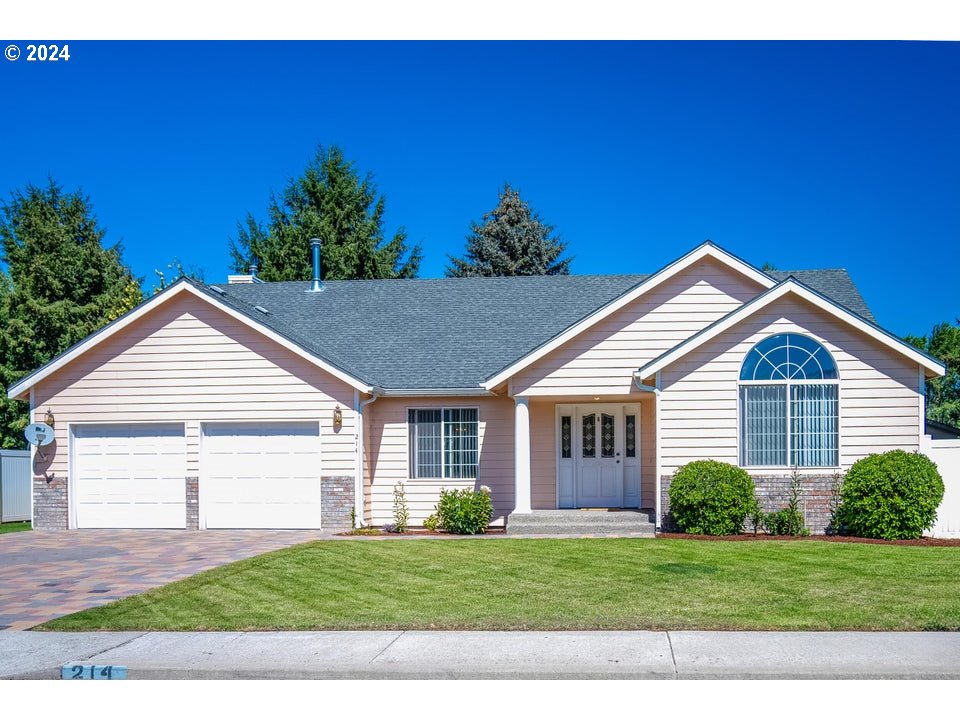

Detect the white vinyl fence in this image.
[925,436,960,538]
[0,449,30,523]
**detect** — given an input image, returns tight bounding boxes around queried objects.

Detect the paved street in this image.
[2,630,959,679]
[0,529,327,630]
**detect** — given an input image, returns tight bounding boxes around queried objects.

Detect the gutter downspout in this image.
[354,389,380,527]
[634,371,662,531]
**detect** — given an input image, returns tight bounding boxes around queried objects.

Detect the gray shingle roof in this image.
[210,267,874,390]
[768,270,874,322]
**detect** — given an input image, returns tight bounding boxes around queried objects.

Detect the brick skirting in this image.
[659,472,842,535]
[33,474,68,530]
[321,475,355,531]
[186,476,199,530]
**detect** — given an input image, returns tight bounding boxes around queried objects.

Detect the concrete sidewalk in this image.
[3,631,959,679]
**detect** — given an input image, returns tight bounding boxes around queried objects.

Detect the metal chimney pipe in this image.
[249,262,258,278]
[307,238,324,292]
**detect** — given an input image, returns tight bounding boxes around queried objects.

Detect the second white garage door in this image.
[201,422,323,529]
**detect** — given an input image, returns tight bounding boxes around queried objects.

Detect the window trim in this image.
[738,334,841,470]
[406,406,480,480]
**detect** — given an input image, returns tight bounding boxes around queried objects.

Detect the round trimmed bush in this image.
[668,460,758,535]
[434,487,494,534]
[837,450,944,540]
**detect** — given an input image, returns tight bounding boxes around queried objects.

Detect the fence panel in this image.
[0,449,31,523]
[927,438,960,538]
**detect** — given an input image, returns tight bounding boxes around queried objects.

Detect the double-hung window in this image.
[739,333,839,467]
[408,408,479,479]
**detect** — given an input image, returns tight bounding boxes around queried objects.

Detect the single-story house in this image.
[8,241,945,533]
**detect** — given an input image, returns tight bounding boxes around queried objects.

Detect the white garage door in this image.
[73,424,187,529]
[202,422,322,529]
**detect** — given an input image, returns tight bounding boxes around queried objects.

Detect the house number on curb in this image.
[61,664,128,680]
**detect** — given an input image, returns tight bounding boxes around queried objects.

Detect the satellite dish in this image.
[25,423,55,447]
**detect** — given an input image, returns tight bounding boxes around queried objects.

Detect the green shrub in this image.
[764,508,809,536]
[765,467,809,536]
[837,450,944,540]
[668,460,758,535]
[422,513,439,532]
[434,487,494,535]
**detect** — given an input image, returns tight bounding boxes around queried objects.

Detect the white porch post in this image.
[514,396,532,514]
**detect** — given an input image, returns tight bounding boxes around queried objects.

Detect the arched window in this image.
[739,333,839,467]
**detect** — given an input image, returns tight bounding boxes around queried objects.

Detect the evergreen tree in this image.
[446,184,572,277]
[229,145,421,281]
[0,180,142,448]
[906,320,960,427]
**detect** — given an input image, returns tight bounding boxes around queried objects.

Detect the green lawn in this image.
[0,521,30,534]
[40,538,960,631]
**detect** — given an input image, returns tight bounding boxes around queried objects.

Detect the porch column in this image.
[514,396,532,513]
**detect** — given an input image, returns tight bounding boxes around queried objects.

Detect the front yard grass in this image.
[40,538,960,631]
[0,521,31,534]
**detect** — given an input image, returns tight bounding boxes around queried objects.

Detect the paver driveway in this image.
[0,530,328,631]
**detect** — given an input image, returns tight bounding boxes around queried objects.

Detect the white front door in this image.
[576,407,622,507]
[201,422,322,529]
[557,404,640,509]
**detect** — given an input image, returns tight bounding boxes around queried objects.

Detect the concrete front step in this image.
[507,510,656,537]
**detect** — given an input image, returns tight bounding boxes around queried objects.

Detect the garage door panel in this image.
[202,422,322,529]
[73,424,186,529]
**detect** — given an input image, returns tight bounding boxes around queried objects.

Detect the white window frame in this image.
[406,406,480,480]
[738,335,841,470]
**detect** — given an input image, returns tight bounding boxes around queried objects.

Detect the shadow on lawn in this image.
[651,562,719,576]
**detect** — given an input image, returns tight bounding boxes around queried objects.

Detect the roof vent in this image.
[254,305,270,315]
[210,286,226,295]
[306,238,324,293]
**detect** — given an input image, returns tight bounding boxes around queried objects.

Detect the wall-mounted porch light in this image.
[44,408,55,428]
[333,405,343,430]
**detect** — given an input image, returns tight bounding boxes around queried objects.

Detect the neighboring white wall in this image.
[512,256,764,396]
[925,436,960,538]
[33,293,358,484]
[363,395,515,525]
[658,295,923,475]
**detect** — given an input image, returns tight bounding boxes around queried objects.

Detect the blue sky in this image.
[1,41,957,337]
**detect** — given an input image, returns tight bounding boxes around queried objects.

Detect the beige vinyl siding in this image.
[512,257,764,396]
[363,396,515,525]
[658,295,923,474]
[640,398,656,507]
[33,293,358,482]
[530,401,556,509]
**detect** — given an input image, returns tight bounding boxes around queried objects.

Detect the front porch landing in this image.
[506,509,655,537]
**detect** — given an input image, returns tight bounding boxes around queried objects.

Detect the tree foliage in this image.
[905,320,960,427]
[446,184,572,277]
[229,145,421,281]
[0,180,141,448]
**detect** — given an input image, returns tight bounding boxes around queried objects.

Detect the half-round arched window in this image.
[740,333,838,381]
[739,333,839,468]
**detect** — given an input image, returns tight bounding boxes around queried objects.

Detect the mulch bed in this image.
[656,532,960,546]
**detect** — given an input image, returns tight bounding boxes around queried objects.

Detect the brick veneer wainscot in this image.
[321,475,355,531]
[185,476,199,530]
[33,475,68,530]
[659,472,842,535]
